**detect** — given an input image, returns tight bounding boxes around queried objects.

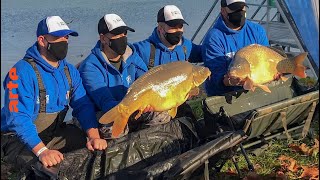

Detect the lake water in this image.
[1,0,276,119]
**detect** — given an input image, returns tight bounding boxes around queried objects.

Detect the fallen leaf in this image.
[288,159,299,173]
[278,155,298,172]
[289,139,319,156]
[225,167,237,175]
[289,143,303,153]
[299,166,319,179]
[300,143,310,155]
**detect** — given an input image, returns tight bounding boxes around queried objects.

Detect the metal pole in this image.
[267,0,270,40]
[199,16,219,44]
[191,0,218,42]
[250,0,267,19]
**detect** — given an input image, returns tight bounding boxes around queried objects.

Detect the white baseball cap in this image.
[37,16,78,37]
[98,14,135,35]
[221,0,248,11]
[157,5,189,27]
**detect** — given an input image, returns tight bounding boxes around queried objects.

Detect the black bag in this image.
[33,117,199,180]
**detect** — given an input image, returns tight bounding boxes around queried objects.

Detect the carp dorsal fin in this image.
[268,46,287,57]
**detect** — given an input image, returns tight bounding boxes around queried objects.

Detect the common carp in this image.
[99,61,211,138]
[228,44,307,93]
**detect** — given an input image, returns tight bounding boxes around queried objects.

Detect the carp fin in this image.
[293,52,308,78]
[167,107,178,118]
[243,78,255,91]
[243,78,271,93]
[99,106,119,124]
[189,87,200,97]
[111,116,129,138]
[280,76,288,81]
[98,104,130,138]
[268,46,287,57]
[256,84,271,93]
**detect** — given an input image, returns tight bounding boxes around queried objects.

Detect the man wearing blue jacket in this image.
[133,5,203,69]
[202,0,269,96]
[78,14,148,139]
[1,16,107,178]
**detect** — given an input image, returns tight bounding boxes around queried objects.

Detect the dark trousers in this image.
[1,124,87,176]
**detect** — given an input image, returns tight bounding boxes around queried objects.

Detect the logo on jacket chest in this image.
[126,75,132,85]
[225,52,236,59]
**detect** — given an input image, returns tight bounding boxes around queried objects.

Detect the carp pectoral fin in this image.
[111,116,129,138]
[293,53,307,78]
[256,84,271,93]
[189,87,200,97]
[167,107,178,118]
[281,76,288,81]
[99,105,119,124]
[243,78,255,91]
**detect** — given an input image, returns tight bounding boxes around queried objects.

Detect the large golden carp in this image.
[99,61,211,138]
[229,44,307,92]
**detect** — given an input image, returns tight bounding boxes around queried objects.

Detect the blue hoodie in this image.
[202,16,269,96]
[1,42,98,150]
[133,27,202,66]
[78,41,148,114]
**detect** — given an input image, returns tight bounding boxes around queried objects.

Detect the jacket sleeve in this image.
[133,41,151,66]
[79,62,119,114]
[133,56,148,79]
[189,43,203,63]
[2,64,41,150]
[202,38,235,95]
[68,65,98,130]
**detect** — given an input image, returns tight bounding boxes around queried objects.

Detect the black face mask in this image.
[164,31,183,45]
[109,36,127,56]
[45,38,68,61]
[227,10,246,28]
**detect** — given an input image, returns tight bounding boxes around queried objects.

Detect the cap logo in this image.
[104,14,127,31]
[113,18,122,23]
[58,21,66,26]
[163,5,184,21]
[46,16,70,33]
[171,10,181,16]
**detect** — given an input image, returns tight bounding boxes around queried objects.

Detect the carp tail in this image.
[293,52,308,78]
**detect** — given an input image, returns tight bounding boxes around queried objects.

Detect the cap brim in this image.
[49,29,79,37]
[165,19,189,27]
[110,26,135,35]
[228,2,248,11]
